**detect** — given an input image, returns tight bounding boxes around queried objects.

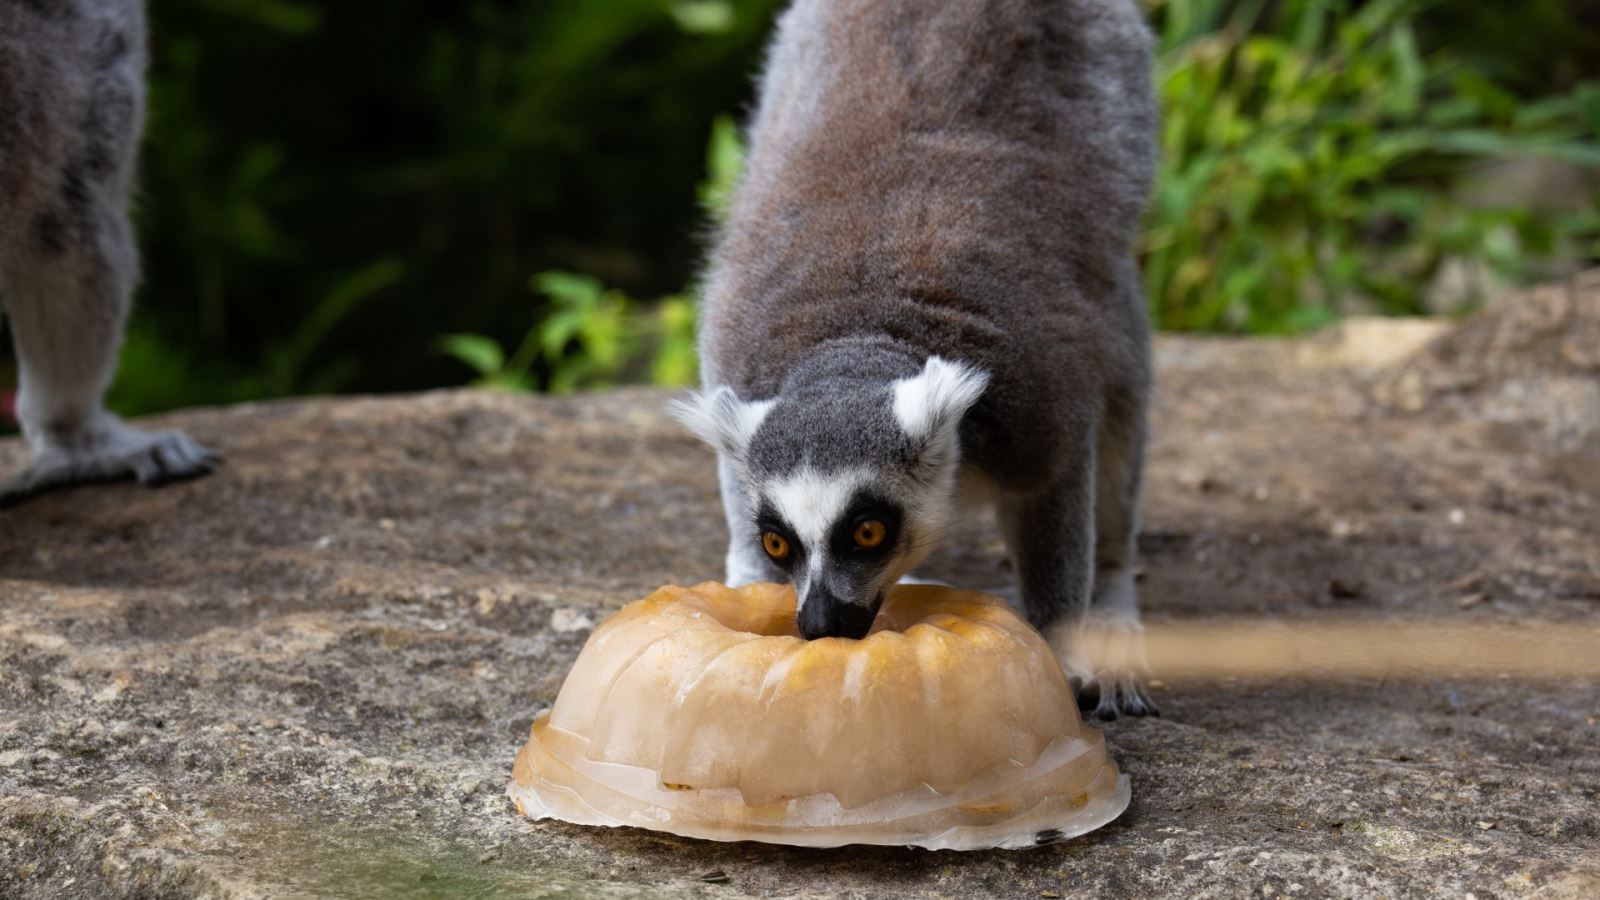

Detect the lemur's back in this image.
[700,0,1155,489]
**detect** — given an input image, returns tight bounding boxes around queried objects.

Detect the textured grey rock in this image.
[2,274,1598,898]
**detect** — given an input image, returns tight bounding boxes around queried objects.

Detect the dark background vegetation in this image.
[3,0,1598,416]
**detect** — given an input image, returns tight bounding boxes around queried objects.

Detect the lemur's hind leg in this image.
[1078,381,1158,718]
[1076,258,1160,717]
[997,407,1155,720]
[0,38,217,507]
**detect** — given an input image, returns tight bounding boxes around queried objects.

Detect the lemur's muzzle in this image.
[797,587,882,640]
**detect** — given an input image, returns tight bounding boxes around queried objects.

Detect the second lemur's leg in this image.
[1073,255,1160,717]
[0,16,217,507]
[1080,379,1158,718]
[998,407,1155,720]
[0,192,220,506]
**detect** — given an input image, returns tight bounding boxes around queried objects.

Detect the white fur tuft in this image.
[670,387,775,457]
[891,356,989,442]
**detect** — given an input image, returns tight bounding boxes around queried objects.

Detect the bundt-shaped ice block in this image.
[508,582,1129,850]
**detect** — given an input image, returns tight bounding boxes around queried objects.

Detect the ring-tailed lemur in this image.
[675,0,1158,717]
[0,0,218,506]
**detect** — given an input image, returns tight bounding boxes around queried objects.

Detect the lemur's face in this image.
[676,357,988,640]
[747,463,912,641]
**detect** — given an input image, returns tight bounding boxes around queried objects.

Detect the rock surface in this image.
[2,272,1598,898]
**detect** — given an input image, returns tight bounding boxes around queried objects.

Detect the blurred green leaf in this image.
[532,271,605,307]
[651,296,700,386]
[199,0,320,33]
[436,334,505,377]
[671,1,736,35]
[698,114,747,223]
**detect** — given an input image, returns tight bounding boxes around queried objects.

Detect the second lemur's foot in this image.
[1048,614,1160,721]
[0,414,220,507]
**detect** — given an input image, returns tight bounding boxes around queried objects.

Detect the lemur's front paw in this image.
[0,419,220,507]
[1047,615,1160,721]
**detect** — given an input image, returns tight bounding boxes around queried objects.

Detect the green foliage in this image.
[108,257,403,412]
[81,0,780,415]
[438,272,698,394]
[1144,0,1600,332]
[434,109,743,395]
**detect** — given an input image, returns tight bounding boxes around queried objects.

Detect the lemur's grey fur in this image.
[677,0,1157,717]
[0,0,217,505]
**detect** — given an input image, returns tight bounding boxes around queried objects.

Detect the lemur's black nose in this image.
[797,589,878,640]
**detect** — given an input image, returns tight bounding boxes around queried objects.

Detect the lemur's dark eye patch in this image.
[834,493,902,557]
[754,503,800,568]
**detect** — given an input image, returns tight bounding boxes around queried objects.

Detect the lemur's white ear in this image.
[892,356,989,442]
[671,387,775,457]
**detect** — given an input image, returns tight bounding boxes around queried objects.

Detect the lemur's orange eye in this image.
[854,520,887,549]
[762,532,791,560]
